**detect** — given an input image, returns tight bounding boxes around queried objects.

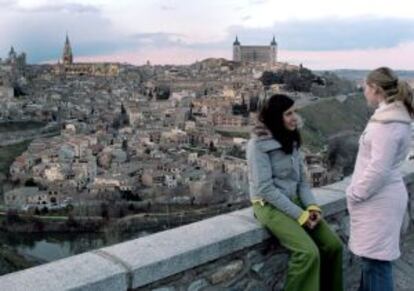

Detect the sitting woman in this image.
[246,94,343,291]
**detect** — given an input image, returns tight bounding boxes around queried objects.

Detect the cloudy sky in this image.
[1,0,414,69]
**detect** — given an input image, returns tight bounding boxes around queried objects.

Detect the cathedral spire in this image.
[233,35,240,46]
[271,35,277,46]
[8,46,17,64]
[62,33,73,65]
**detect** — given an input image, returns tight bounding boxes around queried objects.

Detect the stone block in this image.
[0,252,127,291]
[187,279,209,291]
[152,288,176,291]
[101,211,268,289]
[208,260,244,285]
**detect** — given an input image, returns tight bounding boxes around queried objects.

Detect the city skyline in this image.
[1,0,414,69]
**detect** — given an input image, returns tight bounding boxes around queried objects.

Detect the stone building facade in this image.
[54,34,120,76]
[233,36,277,65]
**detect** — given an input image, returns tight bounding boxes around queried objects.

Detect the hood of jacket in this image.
[251,122,283,151]
[370,101,412,124]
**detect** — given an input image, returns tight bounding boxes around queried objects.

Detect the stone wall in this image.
[132,181,355,291]
[0,162,413,291]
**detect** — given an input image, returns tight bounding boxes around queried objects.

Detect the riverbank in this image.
[0,244,40,275]
[0,121,59,147]
[0,121,46,133]
[0,121,61,196]
[0,201,249,233]
[0,140,32,178]
[0,201,249,276]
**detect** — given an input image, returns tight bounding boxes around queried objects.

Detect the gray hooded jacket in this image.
[246,125,317,220]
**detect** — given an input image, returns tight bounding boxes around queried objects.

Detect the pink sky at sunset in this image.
[74,41,414,71]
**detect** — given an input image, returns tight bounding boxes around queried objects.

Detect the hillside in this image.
[317,69,414,82]
[300,94,371,150]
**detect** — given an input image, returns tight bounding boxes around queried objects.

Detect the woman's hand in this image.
[306,211,322,230]
[305,217,317,229]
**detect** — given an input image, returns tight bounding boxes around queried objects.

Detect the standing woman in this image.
[247,94,343,291]
[346,67,413,291]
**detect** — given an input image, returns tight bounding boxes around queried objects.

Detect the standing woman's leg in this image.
[307,219,344,291]
[253,203,320,291]
[358,257,393,291]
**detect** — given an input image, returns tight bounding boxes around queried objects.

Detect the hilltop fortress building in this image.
[232,36,277,65]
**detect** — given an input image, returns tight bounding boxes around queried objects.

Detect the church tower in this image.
[233,36,241,62]
[62,33,73,65]
[270,35,278,65]
[8,46,17,64]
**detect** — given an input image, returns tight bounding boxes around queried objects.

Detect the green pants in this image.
[253,202,344,291]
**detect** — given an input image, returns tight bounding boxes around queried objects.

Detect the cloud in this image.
[75,47,230,65]
[280,42,414,70]
[241,15,251,21]
[249,0,269,5]
[160,4,176,11]
[0,1,129,63]
[20,3,101,14]
[228,17,414,51]
[130,32,185,47]
[0,1,101,14]
[119,16,414,54]
[0,0,14,7]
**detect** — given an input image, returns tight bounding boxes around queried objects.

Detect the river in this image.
[0,230,152,275]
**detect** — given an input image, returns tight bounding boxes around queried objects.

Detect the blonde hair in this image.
[366,67,414,116]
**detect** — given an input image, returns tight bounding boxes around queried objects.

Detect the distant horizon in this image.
[27,55,414,72]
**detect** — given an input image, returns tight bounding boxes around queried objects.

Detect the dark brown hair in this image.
[258,94,301,154]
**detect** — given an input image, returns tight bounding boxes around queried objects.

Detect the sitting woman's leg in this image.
[308,219,344,291]
[253,203,320,291]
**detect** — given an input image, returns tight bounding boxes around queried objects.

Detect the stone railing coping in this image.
[0,252,127,291]
[1,161,413,291]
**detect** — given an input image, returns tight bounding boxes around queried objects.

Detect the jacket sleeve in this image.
[348,124,400,203]
[247,140,305,220]
[298,152,318,208]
